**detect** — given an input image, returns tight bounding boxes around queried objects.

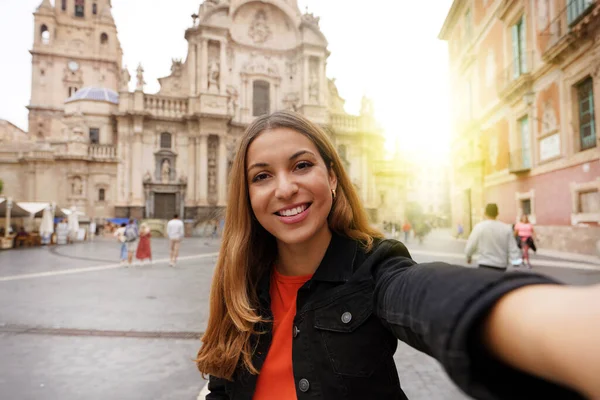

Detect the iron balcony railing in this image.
[539,0,597,54]
[497,51,534,96]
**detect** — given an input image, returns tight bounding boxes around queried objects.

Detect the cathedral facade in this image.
[0,0,388,223]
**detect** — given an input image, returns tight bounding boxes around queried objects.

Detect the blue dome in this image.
[65,87,119,104]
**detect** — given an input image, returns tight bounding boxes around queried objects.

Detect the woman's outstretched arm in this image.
[482,284,600,398]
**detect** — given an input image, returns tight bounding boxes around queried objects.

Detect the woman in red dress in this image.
[136,223,152,264]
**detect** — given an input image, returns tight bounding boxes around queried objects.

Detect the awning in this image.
[107,217,129,225]
[0,198,32,218]
[16,202,68,218]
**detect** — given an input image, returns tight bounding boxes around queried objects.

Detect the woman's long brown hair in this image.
[196,110,383,380]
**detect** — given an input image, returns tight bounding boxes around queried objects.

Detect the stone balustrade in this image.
[144,95,189,118]
[89,144,117,160]
[330,113,359,133]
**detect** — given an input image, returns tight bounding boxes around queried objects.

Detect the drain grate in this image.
[0,325,203,340]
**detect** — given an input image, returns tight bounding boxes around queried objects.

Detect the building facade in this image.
[440,0,600,254]
[0,0,389,223]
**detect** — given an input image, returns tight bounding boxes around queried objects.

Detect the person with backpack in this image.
[124,218,139,266]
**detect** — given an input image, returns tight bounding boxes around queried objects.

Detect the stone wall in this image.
[536,225,600,256]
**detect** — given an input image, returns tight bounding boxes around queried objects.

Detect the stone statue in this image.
[120,67,131,92]
[143,170,152,183]
[226,85,239,116]
[161,159,170,183]
[72,178,83,196]
[136,63,145,91]
[208,60,220,93]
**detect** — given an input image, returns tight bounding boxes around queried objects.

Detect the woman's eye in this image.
[252,173,269,182]
[295,161,313,170]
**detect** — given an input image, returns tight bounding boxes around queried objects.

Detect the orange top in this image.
[253,269,313,400]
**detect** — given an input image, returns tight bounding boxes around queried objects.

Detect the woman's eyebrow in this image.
[247,150,316,173]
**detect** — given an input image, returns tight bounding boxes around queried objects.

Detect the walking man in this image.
[465,203,522,272]
[167,214,184,267]
[124,218,139,266]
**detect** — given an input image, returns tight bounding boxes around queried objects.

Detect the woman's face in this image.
[246,127,337,246]
[521,215,528,223]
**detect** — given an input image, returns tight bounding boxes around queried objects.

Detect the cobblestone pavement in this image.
[1,233,599,400]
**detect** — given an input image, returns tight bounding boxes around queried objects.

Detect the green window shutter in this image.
[520,17,527,74]
[512,24,520,78]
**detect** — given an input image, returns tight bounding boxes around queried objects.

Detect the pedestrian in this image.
[88,219,96,242]
[514,214,537,267]
[113,223,127,265]
[166,213,184,267]
[123,218,139,266]
[456,221,464,238]
[135,222,152,264]
[196,111,600,399]
[401,220,411,242]
[465,203,522,272]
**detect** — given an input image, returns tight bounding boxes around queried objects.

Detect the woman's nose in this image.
[274,175,298,199]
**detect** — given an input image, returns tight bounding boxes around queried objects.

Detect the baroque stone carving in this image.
[161,159,170,183]
[136,63,145,91]
[208,60,220,93]
[120,67,131,92]
[248,10,271,44]
[542,99,558,134]
[309,73,319,103]
[242,53,280,77]
[283,92,300,111]
[226,135,238,163]
[226,85,239,116]
[171,58,183,77]
[143,170,152,183]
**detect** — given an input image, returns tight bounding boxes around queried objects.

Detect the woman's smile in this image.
[275,203,312,224]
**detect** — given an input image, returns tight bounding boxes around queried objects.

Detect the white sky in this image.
[0,0,453,157]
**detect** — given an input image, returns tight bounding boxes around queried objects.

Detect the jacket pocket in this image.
[313,289,391,377]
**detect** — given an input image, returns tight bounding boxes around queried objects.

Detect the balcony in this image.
[89,145,117,161]
[509,148,532,173]
[330,113,359,134]
[497,51,534,102]
[144,95,189,119]
[540,0,599,63]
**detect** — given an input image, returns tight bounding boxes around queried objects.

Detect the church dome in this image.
[65,87,119,104]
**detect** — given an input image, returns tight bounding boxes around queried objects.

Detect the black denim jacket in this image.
[206,234,584,400]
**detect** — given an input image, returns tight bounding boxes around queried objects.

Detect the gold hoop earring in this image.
[331,188,336,199]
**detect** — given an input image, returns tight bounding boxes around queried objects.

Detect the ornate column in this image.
[198,135,208,205]
[187,136,196,204]
[220,40,227,95]
[303,56,310,105]
[132,132,143,204]
[188,43,197,96]
[200,38,208,92]
[319,58,326,105]
[217,135,227,206]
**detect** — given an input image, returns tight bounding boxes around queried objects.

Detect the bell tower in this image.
[29,0,123,139]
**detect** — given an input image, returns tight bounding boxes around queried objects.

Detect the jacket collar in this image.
[257,232,359,303]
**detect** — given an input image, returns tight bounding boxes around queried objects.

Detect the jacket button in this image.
[298,378,310,392]
[293,325,300,338]
[341,311,352,324]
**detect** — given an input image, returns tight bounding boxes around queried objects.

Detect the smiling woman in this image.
[196,110,600,400]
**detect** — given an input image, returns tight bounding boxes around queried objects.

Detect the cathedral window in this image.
[68,86,78,97]
[253,80,270,116]
[41,25,50,44]
[74,0,84,17]
[61,0,67,11]
[92,3,97,15]
[98,188,105,202]
[100,33,108,45]
[160,132,172,149]
[89,128,100,144]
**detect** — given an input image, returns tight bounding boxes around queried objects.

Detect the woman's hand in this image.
[482,283,600,398]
